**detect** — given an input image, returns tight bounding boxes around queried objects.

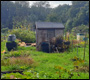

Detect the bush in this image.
[10,28,36,43]
[1,28,8,33]
[50,36,70,53]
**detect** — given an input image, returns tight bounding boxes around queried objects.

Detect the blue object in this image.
[8,34,16,41]
[6,41,17,51]
[41,42,49,53]
[77,33,84,36]
[83,37,88,41]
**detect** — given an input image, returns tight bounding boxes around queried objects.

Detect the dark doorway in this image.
[41,42,49,53]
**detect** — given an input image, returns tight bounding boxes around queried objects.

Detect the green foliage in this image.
[1,1,89,32]
[46,13,59,22]
[1,28,8,33]
[10,27,36,43]
[54,66,74,79]
[71,24,89,33]
[1,72,26,79]
[1,41,6,52]
[65,1,89,32]
[1,38,89,79]
[65,19,73,32]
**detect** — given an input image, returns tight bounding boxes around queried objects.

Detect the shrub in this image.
[1,56,35,67]
[1,28,8,33]
[50,36,70,52]
[10,27,36,43]
[1,72,26,79]
[9,56,34,66]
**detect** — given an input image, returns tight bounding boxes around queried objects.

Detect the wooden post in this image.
[68,36,69,41]
[67,32,69,41]
[83,34,86,60]
[63,42,65,52]
[4,35,5,40]
[72,40,73,52]
[77,46,78,57]
[56,47,59,53]
[49,42,50,53]
[65,33,66,40]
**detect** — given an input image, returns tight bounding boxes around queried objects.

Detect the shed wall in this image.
[36,28,64,50]
[36,29,48,50]
[55,29,64,37]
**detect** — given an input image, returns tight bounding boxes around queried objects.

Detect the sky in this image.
[11,1,72,8]
[29,1,72,8]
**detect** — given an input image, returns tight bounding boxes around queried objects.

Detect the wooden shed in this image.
[35,22,65,51]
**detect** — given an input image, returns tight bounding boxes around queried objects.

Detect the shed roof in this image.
[35,22,64,29]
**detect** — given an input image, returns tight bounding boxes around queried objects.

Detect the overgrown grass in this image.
[1,40,89,79]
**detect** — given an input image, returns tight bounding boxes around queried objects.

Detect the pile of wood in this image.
[25,43,36,47]
[18,42,36,47]
[18,42,26,47]
[25,43,31,46]
[31,43,36,47]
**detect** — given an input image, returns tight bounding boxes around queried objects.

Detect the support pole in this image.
[83,34,86,60]
[77,46,78,57]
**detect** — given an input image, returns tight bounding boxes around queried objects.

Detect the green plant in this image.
[20,66,30,70]
[54,66,74,79]
[3,51,21,58]
[1,39,89,79]
[1,28,8,33]
[1,72,26,79]
[9,26,36,43]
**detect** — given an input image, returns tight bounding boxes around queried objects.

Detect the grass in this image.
[1,40,89,79]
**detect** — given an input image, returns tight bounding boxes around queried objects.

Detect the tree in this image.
[65,19,73,32]
[46,13,59,22]
[53,4,70,23]
[71,24,89,33]
[65,1,89,32]
[1,1,89,32]
[32,1,50,8]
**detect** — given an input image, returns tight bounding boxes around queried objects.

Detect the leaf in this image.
[74,56,78,60]
[55,66,63,70]
[56,72,59,74]
[68,71,71,74]
[1,50,6,53]
[78,58,84,63]
[54,66,59,69]
[59,66,63,70]
[73,61,80,65]
[63,69,67,72]
[80,60,85,63]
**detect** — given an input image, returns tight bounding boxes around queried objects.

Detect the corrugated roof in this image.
[35,22,64,29]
